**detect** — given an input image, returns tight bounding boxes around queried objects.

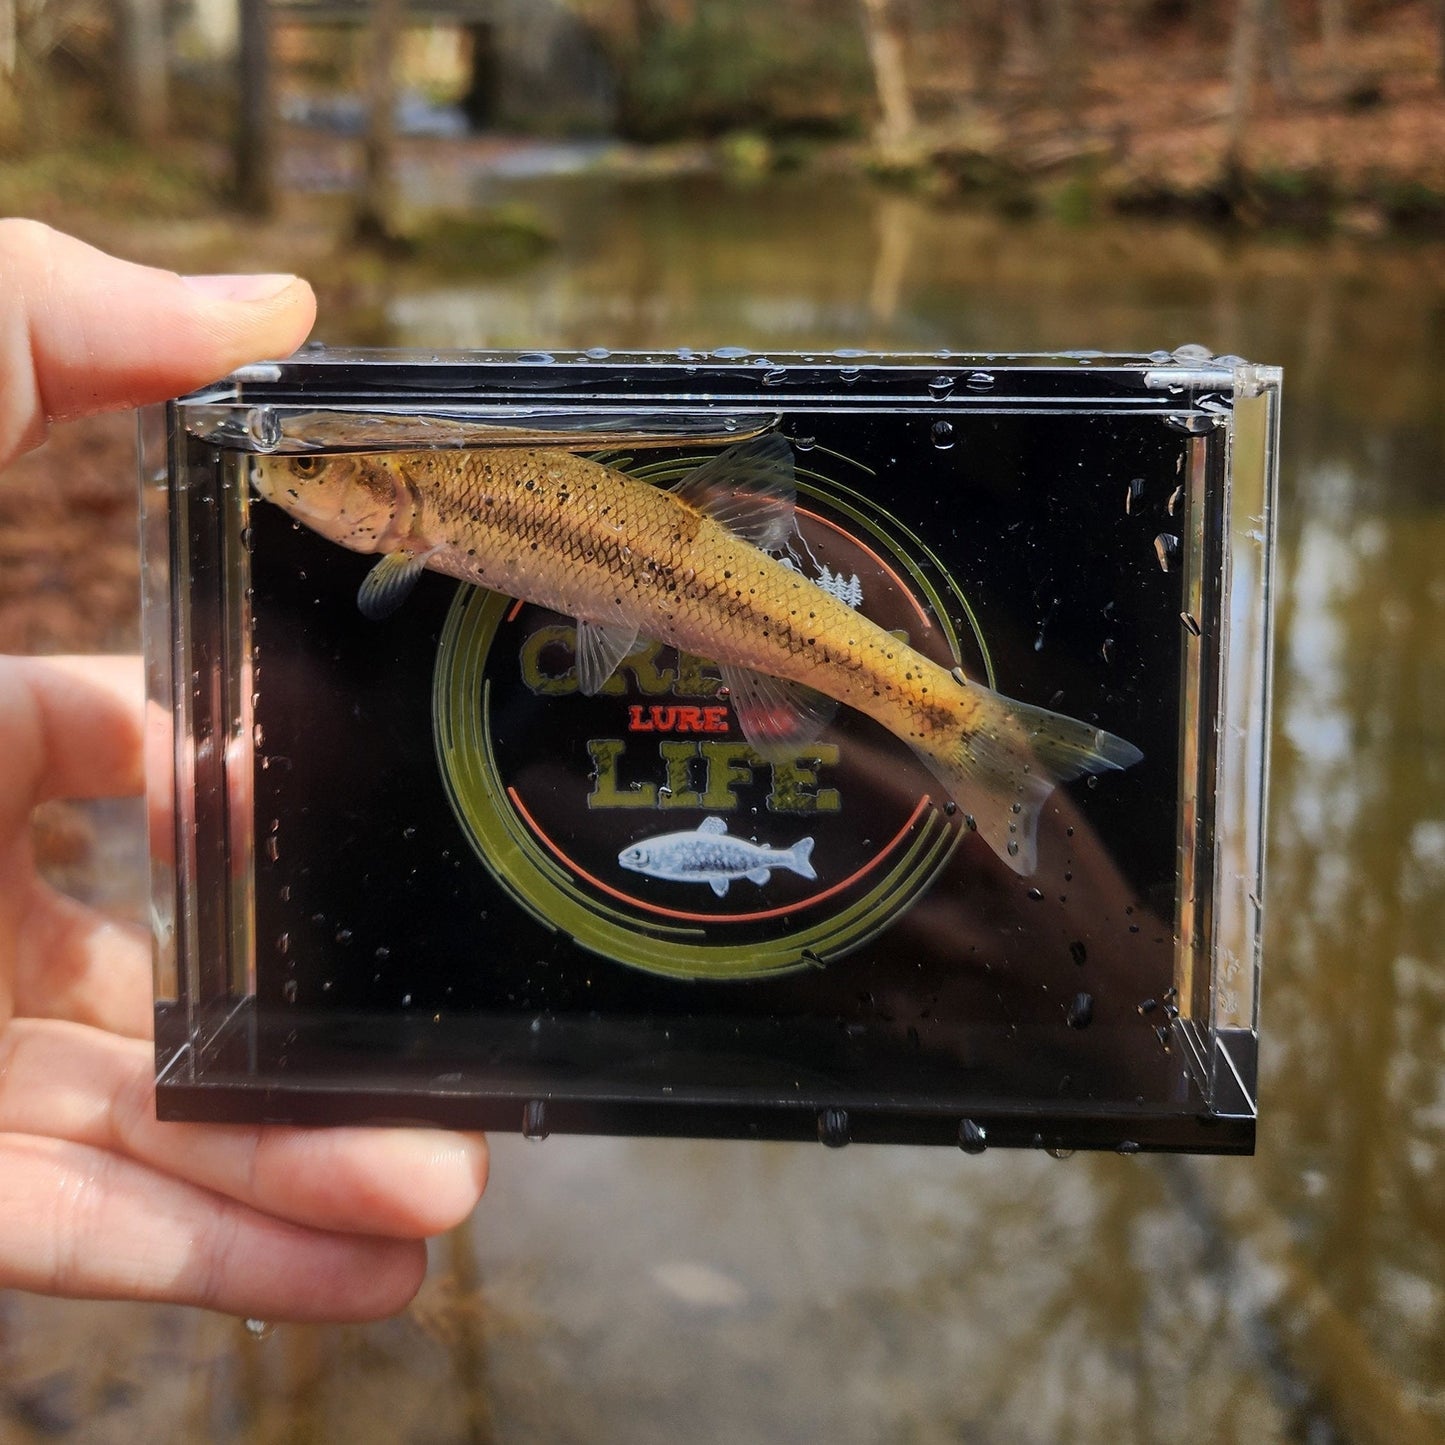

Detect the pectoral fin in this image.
[709,877,730,898]
[357,551,428,620]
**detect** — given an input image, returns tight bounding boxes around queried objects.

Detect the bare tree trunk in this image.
[1002,0,1040,76]
[857,0,917,159]
[1262,0,1294,100]
[1045,0,1081,132]
[115,0,168,141]
[961,1,1005,100]
[0,0,15,78]
[0,0,17,151]
[235,0,274,213]
[1320,0,1347,81]
[1228,0,1293,150]
[1227,0,1264,155]
[354,0,405,244]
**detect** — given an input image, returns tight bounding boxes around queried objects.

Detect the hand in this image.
[0,222,488,1322]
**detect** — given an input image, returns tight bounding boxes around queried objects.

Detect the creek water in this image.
[3,172,1442,1442]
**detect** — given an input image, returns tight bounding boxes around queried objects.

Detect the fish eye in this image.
[293,455,324,477]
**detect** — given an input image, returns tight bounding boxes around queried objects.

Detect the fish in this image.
[251,434,1143,875]
[618,816,816,898]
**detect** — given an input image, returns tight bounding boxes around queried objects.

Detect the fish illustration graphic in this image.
[252,434,1142,874]
[618,816,816,898]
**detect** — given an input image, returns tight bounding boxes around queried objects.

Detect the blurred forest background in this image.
[3,4,1445,1444]
[3,0,1445,244]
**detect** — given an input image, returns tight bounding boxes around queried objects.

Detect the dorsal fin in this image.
[697,815,728,835]
[673,434,796,552]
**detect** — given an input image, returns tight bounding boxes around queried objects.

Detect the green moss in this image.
[402,207,556,275]
[1047,171,1100,226]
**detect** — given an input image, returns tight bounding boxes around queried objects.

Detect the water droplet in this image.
[246,408,281,452]
[1154,1023,1173,1050]
[279,885,291,902]
[714,346,748,360]
[958,1119,988,1154]
[1180,611,1202,636]
[930,420,954,450]
[1154,534,1180,572]
[928,374,954,399]
[1100,637,1116,664]
[1066,992,1094,1029]
[1070,940,1087,967]
[817,1107,850,1148]
[240,525,254,549]
[1168,484,1183,515]
[1045,1145,1075,1160]
[1026,887,1043,901]
[584,346,611,360]
[1006,840,1020,857]
[265,836,279,863]
[400,992,412,1007]
[1167,412,1218,435]
[1116,1139,1141,1154]
[518,351,555,364]
[276,932,290,955]
[965,370,994,393]
[943,801,957,816]
[1172,342,1213,363]
[375,945,391,962]
[1125,477,1144,514]
[252,723,265,748]
[335,928,352,945]
[522,1099,549,1141]
[962,813,977,832]
[763,367,788,386]
[1010,801,1022,815]
[1138,997,1159,1014]
[794,436,816,452]
[840,367,861,384]
[282,979,298,1003]
[402,826,417,840]
[243,1318,274,1341]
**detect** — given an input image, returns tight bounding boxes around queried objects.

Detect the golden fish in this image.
[252,436,1141,874]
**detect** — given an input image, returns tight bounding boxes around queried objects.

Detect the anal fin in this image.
[719,663,837,756]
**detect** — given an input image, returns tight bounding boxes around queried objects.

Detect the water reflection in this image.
[5,179,1445,1440]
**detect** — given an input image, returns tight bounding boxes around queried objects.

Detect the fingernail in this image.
[182,273,299,303]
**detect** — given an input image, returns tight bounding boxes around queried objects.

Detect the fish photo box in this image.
[141,349,1278,1154]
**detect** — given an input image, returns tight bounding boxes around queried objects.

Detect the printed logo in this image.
[433,457,992,980]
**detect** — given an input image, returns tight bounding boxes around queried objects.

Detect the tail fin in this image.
[915,684,1143,876]
[787,836,817,882]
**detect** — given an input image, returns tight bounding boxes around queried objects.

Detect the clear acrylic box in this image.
[140,348,1278,1153]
